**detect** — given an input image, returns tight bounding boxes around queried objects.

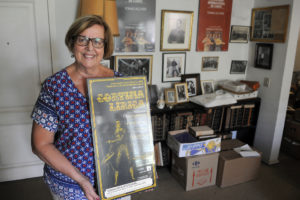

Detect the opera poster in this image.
[87,77,156,199]
[115,0,156,52]
[196,0,233,51]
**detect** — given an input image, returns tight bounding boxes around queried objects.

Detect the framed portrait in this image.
[115,55,153,84]
[255,43,273,70]
[230,60,248,74]
[162,52,186,82]
[229,25,250,43]
[202,56,219,71]
[201,80,214,94]
[164,88,176,105]
[100,56,114,70]
[250,5,289,42]
[181,73,201,96]
[174,82,189,103]
[160,10,194,51]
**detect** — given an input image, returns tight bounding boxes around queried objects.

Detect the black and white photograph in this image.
[164,88,176,105]
[229,25,250,43]
[181,73,201,96]
[201,80,214,94]
[160,10,193,51]
[115,0,156,52]
[230,60,248,74]
[100,56,114,70]
[255,43,273,69]
[174,82,189,103]
[115,55,153,84]
[202,56,219,71]
[162,52,186,82]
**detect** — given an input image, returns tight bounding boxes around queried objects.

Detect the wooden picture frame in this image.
[229,25,250,43]
[164,88,176,105]
[174,82,189,103]
[181,73,201,96]
[201,80,214,94]
[250,5,289,42]
[162,52,186,82]
[254,43,273,70]
[230,60,248,74]
[160,10,194,51]
[115,55,153,84]
[202,56,219,71]
[100,56,114,70]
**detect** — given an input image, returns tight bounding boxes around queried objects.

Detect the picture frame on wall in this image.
[162,52,186,82]
[164,88,176,105]
[202,56,219,71]
[174,82,189,103]
[201,80,214,94]
[255,43,273,70]
[100,56,114,70]
[115,55,153,84]
[230,60,248,74]
[250,5,289,43]
[229,25,250,43]
[160,10,194,51]
[181,73,201,96]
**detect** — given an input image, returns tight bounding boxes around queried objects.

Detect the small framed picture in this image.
[254,43,273,70]
[115,55,153,84]
[164,88,176,105]
[201,80,214,94]
[100,56,114,70]
[229,25,250,43]
[202,56,219,71]
[162,52,186,82]
[230,60,248,74]
[181,73,201,96]
[160,10,194,51]
[174,82,189,103]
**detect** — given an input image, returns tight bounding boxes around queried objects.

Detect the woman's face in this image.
[73,24,105,69]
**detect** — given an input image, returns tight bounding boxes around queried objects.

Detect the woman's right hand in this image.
[78,175,100,200]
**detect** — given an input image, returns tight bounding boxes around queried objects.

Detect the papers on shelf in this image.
[190,92,237,108]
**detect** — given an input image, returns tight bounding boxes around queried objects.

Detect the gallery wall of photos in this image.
[105,0,290,102]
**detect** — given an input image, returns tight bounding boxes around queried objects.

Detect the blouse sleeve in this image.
[31,80,58,133]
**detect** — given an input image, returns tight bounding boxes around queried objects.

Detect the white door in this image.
[0,0,52,181]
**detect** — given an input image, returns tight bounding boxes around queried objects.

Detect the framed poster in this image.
[255,43,273,70]
[230,60,248,74]
[160,10,194,51]
[174,82,189,103]
[196,0,233,51]
[162,52,186,82]
[115,0,156,52]
[115,55,153,84]
[202,56,219,71]
[181,73,201,96]
[201,80,214,94]
[250,5,289,42]
[87,77,156,199]
[229,25,250,43]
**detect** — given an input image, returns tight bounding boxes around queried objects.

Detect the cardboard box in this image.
[284,119,300,142]
[171,152,219,191]
[216,139,261,187]
[189,125,214,137]
[281,137,300,159]
[167,130,221,157]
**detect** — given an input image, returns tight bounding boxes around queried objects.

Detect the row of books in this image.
[224,104,256,129]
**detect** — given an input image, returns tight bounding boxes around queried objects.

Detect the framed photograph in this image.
[181,73,201,96]
[160,10,194,51]
[230,60,248,74]
[202,56,219,71]
[115,55,153,84]
[174,82,189,103]
[100,56,114,70]
[201,80,214,94]
[162,52,186,82]
[229,25,250,43]
[255,43,273,70]
[164,88,176,105]
[250,5,289,42]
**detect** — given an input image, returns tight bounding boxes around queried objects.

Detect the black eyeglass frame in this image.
[75,35,106,48]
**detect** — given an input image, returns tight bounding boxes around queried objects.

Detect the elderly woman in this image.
[31,15,121,200]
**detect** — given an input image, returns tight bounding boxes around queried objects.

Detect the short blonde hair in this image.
[65,15,114,59]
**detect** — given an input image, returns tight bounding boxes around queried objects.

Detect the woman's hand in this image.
[78,175,100,200]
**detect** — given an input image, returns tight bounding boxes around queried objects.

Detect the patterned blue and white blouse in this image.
[32,69,122,200]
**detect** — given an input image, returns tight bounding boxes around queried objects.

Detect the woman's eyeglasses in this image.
[76,35,105,48]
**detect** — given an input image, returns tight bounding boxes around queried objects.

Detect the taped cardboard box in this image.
[167,129,221,157]
[216,139,261,188]
[171,152,219,191]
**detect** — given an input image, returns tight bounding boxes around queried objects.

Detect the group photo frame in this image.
[181,73,201,97]
[202,56,219,71]
[174,82,189,103]
[160,10,194,51]
[229,25,250,43]
[255,43,273,70]
[162,52,186,82]
[115,55,153,84]
[201,80,214,94]
[230,60,248,74]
